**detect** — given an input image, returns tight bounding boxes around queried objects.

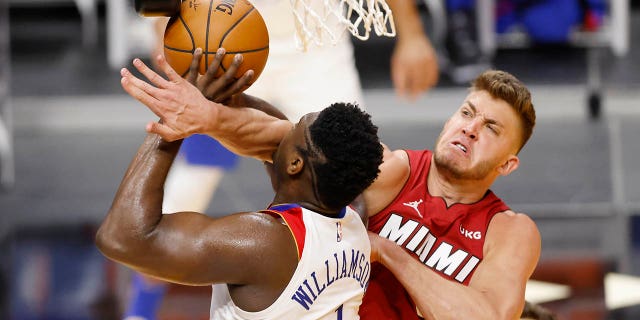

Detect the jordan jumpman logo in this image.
[403,199,423,217]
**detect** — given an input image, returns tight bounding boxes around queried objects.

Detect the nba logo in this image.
[336,222,343,242]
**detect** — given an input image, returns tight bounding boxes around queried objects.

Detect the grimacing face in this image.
[433,90,523,180]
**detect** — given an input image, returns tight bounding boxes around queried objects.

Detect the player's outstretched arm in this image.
[120,52,291,161]
[386,0,439,100]
[369,211,541,320]
[95,133,296,286]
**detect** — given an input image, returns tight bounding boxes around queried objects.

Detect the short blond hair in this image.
[471,70,536,152]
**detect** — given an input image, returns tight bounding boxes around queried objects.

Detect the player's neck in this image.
[297,201,343,218]
[272,193,340,217]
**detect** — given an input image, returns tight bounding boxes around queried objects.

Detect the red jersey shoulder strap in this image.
[260,204,306,260]
[405,149,432,184]
[480,190,511,228]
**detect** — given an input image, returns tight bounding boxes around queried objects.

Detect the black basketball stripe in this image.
[165,46,194,54]
[181,14,196,52]
[164,15,197,76]
[201,45,269,55]
[163,47,194,77]
[218,7,256,49]
[217,6,259,73]
[163,14,197,53]
[223,46,269,54]
[205,0,214,71]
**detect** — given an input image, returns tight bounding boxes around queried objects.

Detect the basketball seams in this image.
[164,0,268,86]
[205,0,214,72]
[217,7,256,72]
[164,47,195,54]
[218,6,256,49]
[224,46,269,54]
[164,15,196,53]
[181,14,196,53]
[202,46,269,54]
[164,14,197,76]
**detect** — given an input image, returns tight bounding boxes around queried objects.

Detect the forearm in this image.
[206,99,292,162]
[377,240,509,320]
[227,93,288,120]
[386,0,427,40]
[96,134,181,262]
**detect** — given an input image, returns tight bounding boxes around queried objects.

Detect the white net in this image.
[289,0,396,51]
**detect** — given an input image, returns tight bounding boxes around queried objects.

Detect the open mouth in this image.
[453,142,467,153]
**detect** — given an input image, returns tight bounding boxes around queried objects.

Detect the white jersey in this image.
[246,0,363,122]
[210,203,371,320]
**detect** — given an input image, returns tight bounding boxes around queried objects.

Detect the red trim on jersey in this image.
[260,204,306,260]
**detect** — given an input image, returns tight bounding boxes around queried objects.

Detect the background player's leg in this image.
[162,156,224,213]
[124,273,168,320]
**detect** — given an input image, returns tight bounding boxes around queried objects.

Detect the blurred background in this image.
[1,0,640,319]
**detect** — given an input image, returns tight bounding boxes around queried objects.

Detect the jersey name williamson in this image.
[291,248,370,310]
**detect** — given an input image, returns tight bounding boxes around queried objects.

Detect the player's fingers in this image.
[412,66,437,97]
[121,69,159,101]
[200,51,238,100]
[185,48,203,85]
[391,67,408,98]
[220,54,243,83]
[133,58,170,89]
[213,70,254,102]
[408,71,424,99]
[425,67,439,89]
[156,54,184,84]
[121,67,169,102]
[146,121,181,141]
[204,54,243,99]
[198,48,226,91]
[408,81,421,101]
[121,71,167,118]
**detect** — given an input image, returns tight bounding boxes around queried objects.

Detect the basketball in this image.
[163,0,269,88]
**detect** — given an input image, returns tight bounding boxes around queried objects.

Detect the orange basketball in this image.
[163,0,269,88]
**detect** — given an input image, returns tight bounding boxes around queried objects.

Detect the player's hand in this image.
[184,48,254,103]
[120,55,216,142]
[391,35,439,101]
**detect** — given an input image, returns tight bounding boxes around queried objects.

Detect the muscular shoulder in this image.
[486,210,541,257]
[490,211,540,238]
[363,146,411,216]
[496,210,539,231]
[211,212,295,258]
[232,212,295,244]
[220,212,298,280]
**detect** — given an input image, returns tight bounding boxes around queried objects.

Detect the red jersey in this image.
[359,149,509,319]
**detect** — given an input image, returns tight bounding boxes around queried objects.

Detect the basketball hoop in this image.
[289,0,396,51]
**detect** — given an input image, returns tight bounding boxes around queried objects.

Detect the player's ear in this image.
[497,155,519,176]
[287,153,305,175]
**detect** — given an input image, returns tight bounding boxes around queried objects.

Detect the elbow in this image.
[95,220,126,262]
[95,214,140,264]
